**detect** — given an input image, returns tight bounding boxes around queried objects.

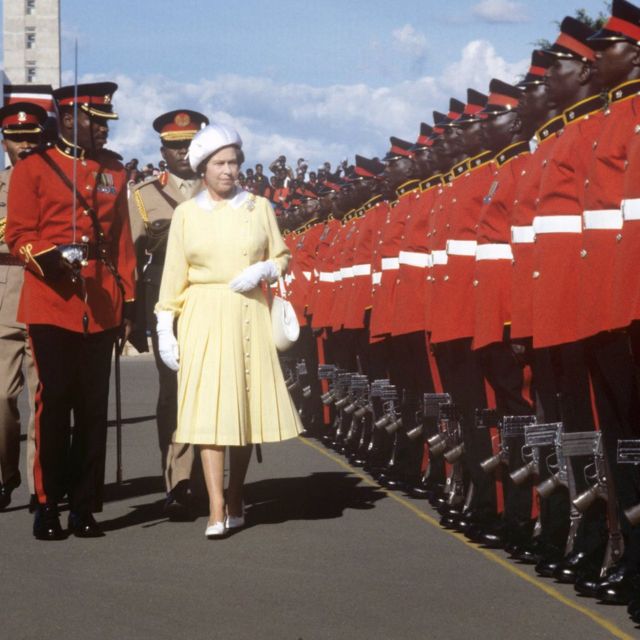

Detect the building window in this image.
[26,65,37,83]
[26,0,36,15]
[26,29,36,49]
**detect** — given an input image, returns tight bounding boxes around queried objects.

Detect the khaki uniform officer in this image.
[129,110,209,518]
[0,103,47,510]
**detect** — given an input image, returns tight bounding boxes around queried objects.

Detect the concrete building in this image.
[3,0,60,87]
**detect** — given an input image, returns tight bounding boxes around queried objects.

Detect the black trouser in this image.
[476,334,535,531]
[434,337,493,513]
[29,324,117,513]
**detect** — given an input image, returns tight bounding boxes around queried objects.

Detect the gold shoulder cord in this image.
[133,188,150,227]
[0,217,6,243]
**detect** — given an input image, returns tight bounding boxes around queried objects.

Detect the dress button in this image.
[616,233,623,242]
[81,235,90,242]
[443,275,449,281]
[245,352,250,358]
[580,249,588,258]
[246,387,250,392]
[473,279,479,287]
[85,185,91,191]
[532,271,540,279]
[245,369,250,374]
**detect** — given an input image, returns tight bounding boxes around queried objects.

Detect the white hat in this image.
[187,123,243,172]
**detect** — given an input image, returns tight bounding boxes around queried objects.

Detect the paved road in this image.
[1,356,638,640]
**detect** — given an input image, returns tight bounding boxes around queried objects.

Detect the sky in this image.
[12,0,614,168]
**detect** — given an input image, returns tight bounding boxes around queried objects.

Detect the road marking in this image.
[299,437,635,640]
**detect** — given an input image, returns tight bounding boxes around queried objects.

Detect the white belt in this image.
[353,263,372,276]
[622,198,640,221]
[426,254,433,268]
[372,272,382,285]
[476,243,513,261]
[333,270,343,282]
[446,240,477,256]
[381,257,400,270]
[398,251,429,268]
[583,209,623,230]
[319,272,334,283]
[533,215,582,234]
[510,226,535,244]
[340,267,355,279]
[432,250,448,265]
[302,271,311,281]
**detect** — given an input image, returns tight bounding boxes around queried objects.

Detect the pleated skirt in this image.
[175,283,302,445]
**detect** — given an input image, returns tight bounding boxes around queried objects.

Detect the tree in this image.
[532,3,611,50]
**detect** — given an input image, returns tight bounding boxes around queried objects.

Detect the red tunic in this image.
[426,174,454,336]
[618,91,640,327]
[473,141,531,350]
[6,144,136,333]
[329,211,363,330]
[532,95,606,348]
[343,196,387,330]
[578,83,640,339]
[510,116,564,339]
[431,152,493,344]
[308,218,342,329]
[369,180,419,339]
[390,183,434,336]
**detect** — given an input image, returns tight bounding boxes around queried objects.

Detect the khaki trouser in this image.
[0,322,37,493]
[151,330,194,492]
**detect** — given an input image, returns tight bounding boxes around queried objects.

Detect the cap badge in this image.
[103,95,111,104]
[17,111,27,123]
[175,113,191,127]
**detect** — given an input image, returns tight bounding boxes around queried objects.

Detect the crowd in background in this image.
[125,154,355,214]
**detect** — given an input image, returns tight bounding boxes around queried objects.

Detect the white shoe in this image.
[225,513,245,530]
[205,521,227,538]
[225,503,245,530]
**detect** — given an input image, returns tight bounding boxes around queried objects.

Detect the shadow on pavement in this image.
[240,472,386,526]
[98,471,386,532]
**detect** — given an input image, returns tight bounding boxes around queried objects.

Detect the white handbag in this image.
[271,278,300,352]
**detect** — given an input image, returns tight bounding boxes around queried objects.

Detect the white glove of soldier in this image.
[156,311,180,372]
[229,260,279,293]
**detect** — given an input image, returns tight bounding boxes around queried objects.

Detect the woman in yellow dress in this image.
[155,123,302,538]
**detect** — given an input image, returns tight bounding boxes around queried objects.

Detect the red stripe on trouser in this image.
[27,332,47,504]
[316,331,330,426]
[422,333,443,472]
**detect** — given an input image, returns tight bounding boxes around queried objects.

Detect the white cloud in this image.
[440,40,528,97]
[70,39,525,170]
[392,24,428,57]
[472,0,529,23]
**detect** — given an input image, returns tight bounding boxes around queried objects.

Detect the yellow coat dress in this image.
[156,188,302,446]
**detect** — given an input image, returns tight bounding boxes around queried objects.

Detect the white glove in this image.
[156,311,179,372]
[229,260,279,293]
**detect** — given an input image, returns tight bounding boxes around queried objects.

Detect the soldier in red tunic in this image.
[5,82,136,540]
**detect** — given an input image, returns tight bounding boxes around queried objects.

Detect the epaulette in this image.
[468,150,494,170]
[130,174,160,192]
[364,193,383,210]
[495,140,530,167]
[563,94,606,125]
[420,174,443,191]
[395,179,421,198]
[452,159,469,177]
[609,79,640,105]
[535,115,564,142]
[343,207,365,224]
[293,217,319,235]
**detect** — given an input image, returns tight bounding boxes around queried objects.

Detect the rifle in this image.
[480,415,536,474]
[572,432,623,575]
[510,422,560,485]
[617,439,640,526]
